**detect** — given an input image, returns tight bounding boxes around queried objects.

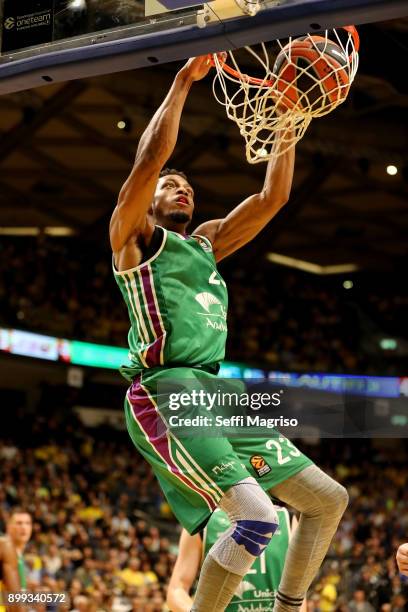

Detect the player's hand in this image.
[396,543,408,575]
[181,55,213,81]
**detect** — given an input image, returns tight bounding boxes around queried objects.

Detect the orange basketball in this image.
[272,35,350,113]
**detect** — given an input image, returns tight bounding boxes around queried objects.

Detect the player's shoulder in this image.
[0,536,14,557]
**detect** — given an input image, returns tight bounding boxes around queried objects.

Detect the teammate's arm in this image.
[193,136,295,262]
[109,56,212,253]
[166,530,202,612]
[2,540,24,612]
[396,543,408,575]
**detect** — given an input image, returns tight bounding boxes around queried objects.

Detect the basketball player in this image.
[396,543,408,576]
[0,521,27,612]
[167,506,307,612]
[6,510,32,590]
[0,509,32,612]
[110,55,348,612]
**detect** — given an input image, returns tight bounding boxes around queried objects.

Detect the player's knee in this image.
[321,480,349,518]
[232,518,278,557]
[219,477,279,556]
[256,496,279,527]
[232,502,279,557]
[334,483,349,514]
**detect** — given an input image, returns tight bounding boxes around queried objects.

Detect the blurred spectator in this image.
[118,557,145,588]
[348,589,375,611]
[0,413,407,610]
[318,566,339,611]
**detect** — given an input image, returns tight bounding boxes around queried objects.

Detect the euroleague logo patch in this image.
[250,455,271,478]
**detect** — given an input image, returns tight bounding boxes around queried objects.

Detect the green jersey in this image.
[113,226,228,381]
[17,554,26,589]
[203,508,291,612]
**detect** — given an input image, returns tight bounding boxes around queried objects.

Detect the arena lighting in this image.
[0,227,38,236]
[68,0,86,9]
[386,165,398,176]
[44,227,75,236]
[266,253,359,275]
[0,226,74,236]
[117,117,132,132]
[380,338,398,350]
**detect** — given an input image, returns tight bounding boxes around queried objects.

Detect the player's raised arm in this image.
[109,56,212,253]
[193,133,295,262]
[166,530,202,612]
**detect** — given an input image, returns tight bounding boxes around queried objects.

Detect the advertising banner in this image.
[2,0,54,53]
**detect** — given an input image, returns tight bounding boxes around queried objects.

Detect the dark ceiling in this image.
[0,17,407,271]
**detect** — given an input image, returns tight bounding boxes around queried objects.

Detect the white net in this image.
[212,27,360,164]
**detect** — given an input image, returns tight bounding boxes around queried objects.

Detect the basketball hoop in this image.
[211,26,360,163]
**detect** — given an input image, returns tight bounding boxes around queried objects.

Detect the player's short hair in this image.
[159,168,188,181]
[8,507,32,521]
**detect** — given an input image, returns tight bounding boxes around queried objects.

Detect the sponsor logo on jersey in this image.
[234,581,276,611]
[212,460,237,475]
[235,580,256,597]
[250,455,272,478]
[206,318,227,332]
[195,292,227,333]
[195,292,225,316]
[236,602,274,611]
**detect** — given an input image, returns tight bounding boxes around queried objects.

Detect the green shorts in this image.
[125,366,312,534]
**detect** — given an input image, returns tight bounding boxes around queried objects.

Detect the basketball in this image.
[272,35,350,114]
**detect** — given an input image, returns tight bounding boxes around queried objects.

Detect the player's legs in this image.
[228,436,346,610]
[126,369,283,611]
[124,368,257,534]
[192,476,279,612]
[269,464,348,611]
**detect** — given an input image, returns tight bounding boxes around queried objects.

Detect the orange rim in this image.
[211,25,359,86]
[209,53,274,87]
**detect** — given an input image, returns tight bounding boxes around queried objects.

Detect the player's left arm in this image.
[193,139,295,262]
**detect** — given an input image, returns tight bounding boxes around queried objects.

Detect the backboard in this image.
[0,0,407,95]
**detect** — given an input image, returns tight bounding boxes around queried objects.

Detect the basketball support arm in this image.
[194,136,295,262]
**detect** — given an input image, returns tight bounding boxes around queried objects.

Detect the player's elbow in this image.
[137,123,172,168]
[259,189,289,213]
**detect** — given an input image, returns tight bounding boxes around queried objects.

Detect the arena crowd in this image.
[0,407,407,611]
[0,236,406,375]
